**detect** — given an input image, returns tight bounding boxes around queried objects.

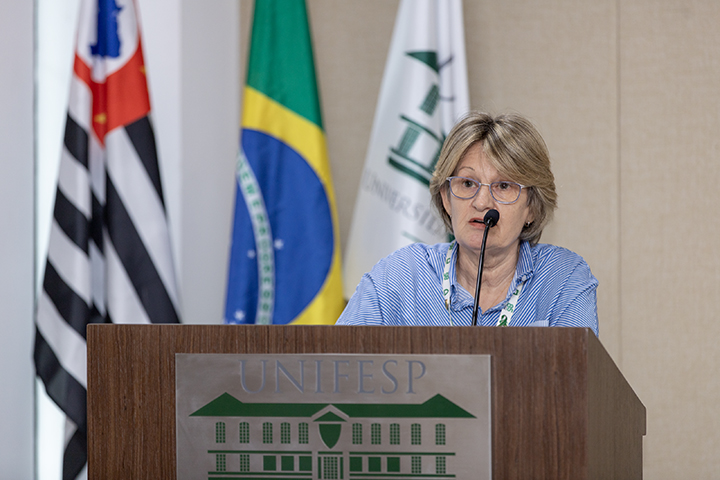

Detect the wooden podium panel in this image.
[87,325,645,479]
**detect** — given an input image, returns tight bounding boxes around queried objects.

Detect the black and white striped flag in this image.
[34,1,180,478]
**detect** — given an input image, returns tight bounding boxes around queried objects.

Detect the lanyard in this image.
[442,242,525,327]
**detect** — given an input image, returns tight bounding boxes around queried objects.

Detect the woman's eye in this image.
[462,180,475,188]
[496,182,511,190]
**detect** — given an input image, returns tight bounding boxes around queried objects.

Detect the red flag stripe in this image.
[73,38,151,145]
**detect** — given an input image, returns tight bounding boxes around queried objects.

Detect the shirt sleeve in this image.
[335,273,385,325]
[548,259,599,337]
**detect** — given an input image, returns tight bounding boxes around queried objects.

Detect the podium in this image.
[87,325,645,479]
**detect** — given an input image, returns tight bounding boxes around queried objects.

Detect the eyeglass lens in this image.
[448,177,521,204]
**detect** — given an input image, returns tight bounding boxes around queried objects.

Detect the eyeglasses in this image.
[446,176,527,204]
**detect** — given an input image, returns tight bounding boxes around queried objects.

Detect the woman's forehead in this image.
[455,144,498,175]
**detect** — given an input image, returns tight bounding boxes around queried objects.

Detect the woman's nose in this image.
[471,183,494,209]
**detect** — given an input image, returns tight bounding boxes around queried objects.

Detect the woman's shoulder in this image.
[529,243,597,282]
[528,242,594,275]
[380,242,450,261]
[369,242,451,276]
[530,242,584,259]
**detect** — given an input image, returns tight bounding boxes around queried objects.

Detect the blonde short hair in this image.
[429,111,557,245]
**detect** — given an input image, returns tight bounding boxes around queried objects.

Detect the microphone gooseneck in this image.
[471,209,500,326]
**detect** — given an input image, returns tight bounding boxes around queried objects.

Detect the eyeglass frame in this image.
[446,176,528,205]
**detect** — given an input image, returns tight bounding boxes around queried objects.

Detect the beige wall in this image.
[620,2,720,478]
[241,1,720,477]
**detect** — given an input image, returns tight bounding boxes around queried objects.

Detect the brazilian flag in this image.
[225,0,344,325]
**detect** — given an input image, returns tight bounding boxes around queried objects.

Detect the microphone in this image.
[483,209,499,228]
[471,209,500,326]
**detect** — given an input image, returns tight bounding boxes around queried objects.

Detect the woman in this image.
[336,112,598,335]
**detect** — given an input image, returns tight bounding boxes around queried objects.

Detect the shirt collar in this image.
[447,243,473,309]
[515,240,534,282]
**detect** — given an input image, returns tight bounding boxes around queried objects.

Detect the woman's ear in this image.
[441,184,452,216]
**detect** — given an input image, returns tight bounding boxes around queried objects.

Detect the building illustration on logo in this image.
[190,392,476,480]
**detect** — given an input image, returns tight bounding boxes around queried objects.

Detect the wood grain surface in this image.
[87,325,645,479]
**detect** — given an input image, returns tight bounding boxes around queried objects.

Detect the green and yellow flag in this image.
[225,0,344,325]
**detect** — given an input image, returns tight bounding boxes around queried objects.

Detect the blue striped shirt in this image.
[336,241,599,336]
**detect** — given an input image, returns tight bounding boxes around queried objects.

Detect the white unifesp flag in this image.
[343,0,470,298]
